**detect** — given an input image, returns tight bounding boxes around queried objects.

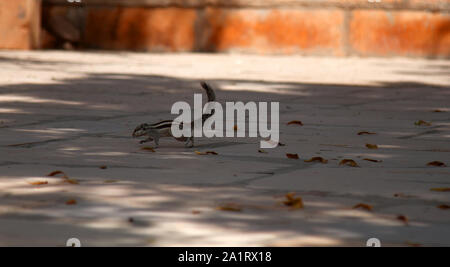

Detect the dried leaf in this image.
[430,188,450,192]
[28,181,48,186]
[283,193,304,209]
[363,158,382,163]
[63,178,79,185]
[397,215,409,224]
[353,203,373,211]
[65,199,77,205]
[358,131,376,135]
[141,147,155,152]
[216,203,242,212]
[284,192,296,200]
[339,159,359,167]
[233,125,238,131]
[287,120,303,126]
[47,170,68,178]
[286,153,299,159]
[437,204,450,210]
[414,120,431,126]
[304,157,328,164]
[258,149,268,154]
[427,161,446,167]
[48,170,77,184]
[366,144,378,149]
[195,151,218,155]
[99,165,107,169]
[191,210,201,214]
[433,109,445,113]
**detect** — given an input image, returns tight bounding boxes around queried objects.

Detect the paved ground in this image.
[0,51,449,247]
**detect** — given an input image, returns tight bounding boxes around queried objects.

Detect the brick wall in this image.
[0,0,41,50]
[2,0,450,58]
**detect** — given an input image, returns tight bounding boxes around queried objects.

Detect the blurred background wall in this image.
[1,0,449,58]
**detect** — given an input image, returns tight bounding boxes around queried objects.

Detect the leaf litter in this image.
[339,159,359,167]
[282,193,304,210]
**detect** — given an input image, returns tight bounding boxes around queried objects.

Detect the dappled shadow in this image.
[394,62,450,78]
[0,54,449,246]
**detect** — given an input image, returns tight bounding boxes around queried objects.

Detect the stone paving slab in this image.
[0,51,449,246]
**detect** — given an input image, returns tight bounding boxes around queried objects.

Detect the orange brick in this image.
[409,0,450,4]
[0,0,41,50]
[350,10,450,57]
[202,8,345,55]
[84,7,196,51]
[338,0,403,3]
[408,0,450,9]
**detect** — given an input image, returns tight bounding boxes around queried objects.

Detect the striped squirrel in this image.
[132,82,216,148]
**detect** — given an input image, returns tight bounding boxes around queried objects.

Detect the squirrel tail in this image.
[200,81,216,103]
[200,81,216,123]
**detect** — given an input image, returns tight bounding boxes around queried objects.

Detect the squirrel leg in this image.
[185,137,194,148]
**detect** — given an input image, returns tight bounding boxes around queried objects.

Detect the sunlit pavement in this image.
[0,51,449,246]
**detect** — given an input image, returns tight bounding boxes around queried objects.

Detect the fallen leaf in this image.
[217,203,242,212]
[141,147,155,152]
[433,109,445,113]
[437,204,450,210]
[191,210,201,214]
[128,217,134,223]
[233,125,238,131]
[47,170,68,178]
[430,188,450,192]
[358,131,376,135]
[48,171,77,184]
[339,159,359,167]
[366,144,378,149]
[363,158,382,163]
[414,120,432,126]
[99,165,107,169]
[397,215,409,225]
[353,203,373,211]
[278,142,286,146]
[63,178,79,185]
[283,193,304,209]
[427,161,446,167]
[28,180,48,186]
[287,120,303,126]
[304,157,328,164]
[65,199,77,205]
[258,149,268,154]
[286,153,299,159]
[195,151,218,155]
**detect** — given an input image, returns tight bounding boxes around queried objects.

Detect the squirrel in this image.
[132,82,216,148]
